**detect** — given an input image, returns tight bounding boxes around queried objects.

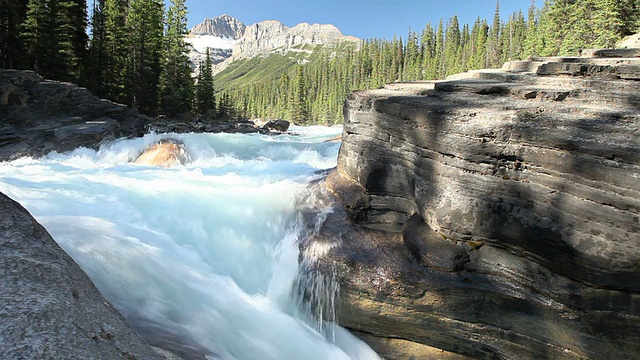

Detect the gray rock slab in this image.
[0,192,165,360]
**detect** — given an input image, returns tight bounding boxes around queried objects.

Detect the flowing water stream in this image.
[0,126,380,360]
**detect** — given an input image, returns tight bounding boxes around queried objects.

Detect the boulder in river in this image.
[134,138,190,167]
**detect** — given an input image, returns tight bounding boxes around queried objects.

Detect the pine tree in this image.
[21,0,87,81]
[434,19,445,78]
[56,0,88,81]
[21,0,56,77]
[523,0,539,57]
[195,48,215,118]
[619,0,640,35]
[102,0,129,103]
[159,0,194,117]
[0,0,28,68]
[87,0,107,95]
[291,65,309,124]
[486,0,502,67]
[444,16,461,75]
[126,0,163,115]
[593,0,623,48]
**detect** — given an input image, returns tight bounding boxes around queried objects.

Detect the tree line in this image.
[0,0,221,118]
[2,0,639,124]
[223,0,640,125]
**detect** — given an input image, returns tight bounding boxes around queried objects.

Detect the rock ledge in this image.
[307,49,640,359]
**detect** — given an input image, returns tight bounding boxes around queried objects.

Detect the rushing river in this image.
[0,126,380,360]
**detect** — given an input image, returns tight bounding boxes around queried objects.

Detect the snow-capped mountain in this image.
[186,15,246,71]
[190,14,246,39]
[186,14,359,74]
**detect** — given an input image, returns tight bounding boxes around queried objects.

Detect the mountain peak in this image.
[190,15,246,39]
[231,19,359,60]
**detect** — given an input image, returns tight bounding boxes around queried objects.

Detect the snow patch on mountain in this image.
[185,35,238,52]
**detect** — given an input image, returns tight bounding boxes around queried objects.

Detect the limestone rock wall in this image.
[312,50,640,359]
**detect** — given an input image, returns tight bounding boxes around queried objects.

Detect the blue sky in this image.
[184,0,540,39]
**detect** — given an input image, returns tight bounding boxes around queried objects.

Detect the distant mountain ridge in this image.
[230,20,359,61]
[185,14,359,73]
[189,14,246,39]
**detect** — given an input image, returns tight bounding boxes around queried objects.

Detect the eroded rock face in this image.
[306,50,640,359]
[0,192,165,360]
[0,70,148,161]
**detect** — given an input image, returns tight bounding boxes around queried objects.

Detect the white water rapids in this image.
[0,126,380,360]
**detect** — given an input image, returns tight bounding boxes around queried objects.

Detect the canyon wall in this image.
[309,49,640,359]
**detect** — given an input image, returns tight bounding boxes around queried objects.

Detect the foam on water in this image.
[0,126,380,360]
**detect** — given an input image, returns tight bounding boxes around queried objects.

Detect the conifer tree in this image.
[87,0,107,95]
[486,0,502,67]
[21,0,56,77]
[195,48,215,118]
[103,0,129,104]
[126,0,163,115]
[434,19,445,78]
[593,0,623,48]
[619,0,640,35]
[57,0,88,81]
[159,0,194,117]
[0,0,28,68]
[444,16,461,74]
[291,65,309,124]
[522,1,539,58]
[21,0,87,81]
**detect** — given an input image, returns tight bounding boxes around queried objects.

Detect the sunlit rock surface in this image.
[134,138,190,167]
[307,49,640,359]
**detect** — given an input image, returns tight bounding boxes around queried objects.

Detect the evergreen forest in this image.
[1,0,639,124]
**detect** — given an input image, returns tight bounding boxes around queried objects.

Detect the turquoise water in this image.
[0,126,380,360]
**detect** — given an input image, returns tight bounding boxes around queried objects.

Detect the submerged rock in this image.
[305,50,640,359]
[0,192,167,359]
[134,138,190,167]
[251,118,291,132]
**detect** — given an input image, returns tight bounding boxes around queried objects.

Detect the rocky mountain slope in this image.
[186,14,358,74]
[189,14,246,39]
[186,15,246,71]
[224,20,358,64]
[304,49,640,359]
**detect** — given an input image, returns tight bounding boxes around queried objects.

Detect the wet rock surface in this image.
[306,50,640,359]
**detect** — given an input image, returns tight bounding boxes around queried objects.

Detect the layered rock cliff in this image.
[305,49,640,359]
